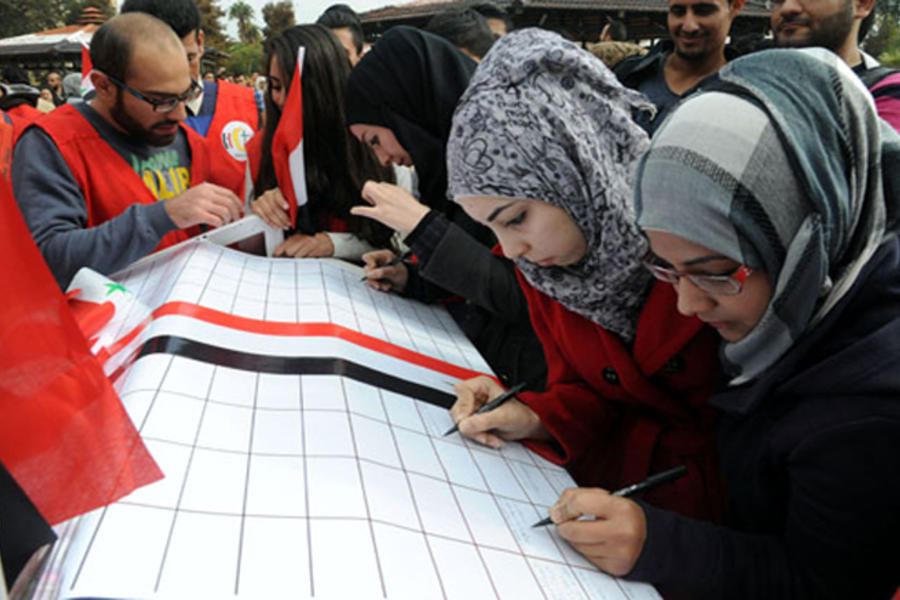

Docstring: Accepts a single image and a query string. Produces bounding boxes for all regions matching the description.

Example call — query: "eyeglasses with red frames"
[642,259,753,296]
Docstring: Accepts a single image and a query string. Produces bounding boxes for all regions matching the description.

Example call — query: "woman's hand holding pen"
[449,376,550,449]
[351,181,430,235]
[550,488,647,576]
[361,249,409,292]
[251,187,292,230]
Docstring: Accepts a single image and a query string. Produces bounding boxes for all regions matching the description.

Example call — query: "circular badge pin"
[220,120,254,161]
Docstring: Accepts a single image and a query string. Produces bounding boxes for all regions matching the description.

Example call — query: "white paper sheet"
[40,241,659,600]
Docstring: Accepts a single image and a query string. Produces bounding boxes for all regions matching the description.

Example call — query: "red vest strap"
[35,105,207,251]
[204,80,258,197]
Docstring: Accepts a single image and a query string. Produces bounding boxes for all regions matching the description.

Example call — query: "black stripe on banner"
[138,335,455,409]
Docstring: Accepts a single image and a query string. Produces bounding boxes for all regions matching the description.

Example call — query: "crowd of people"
[1,0,899,597]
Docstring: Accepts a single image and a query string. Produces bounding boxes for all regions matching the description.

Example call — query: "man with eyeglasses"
[11,13,243,290]
[121,0,262,197]
[613,0,745,135]
[771,0,900,131]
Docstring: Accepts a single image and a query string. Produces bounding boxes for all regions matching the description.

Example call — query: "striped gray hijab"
[447,28,653,341]
[636,48,900,385]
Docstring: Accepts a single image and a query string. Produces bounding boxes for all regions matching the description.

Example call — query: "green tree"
[62,0,114,25]
[228,0,260,45]
[863,14,900,60]
[862,0,900,63]
[225,40,263,75]
[196,0,230,51]
[261,0,295,39]
[0,0,68,38]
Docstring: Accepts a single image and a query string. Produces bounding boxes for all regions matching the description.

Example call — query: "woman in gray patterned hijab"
[447,27,653,341]
[447,28,728,528]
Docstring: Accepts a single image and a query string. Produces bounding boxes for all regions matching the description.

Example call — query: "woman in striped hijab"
[548,48,900,599]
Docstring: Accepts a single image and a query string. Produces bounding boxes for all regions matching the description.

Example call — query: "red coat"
[518,272,726,522]
[33,104,207,251]
[203,80,259,197]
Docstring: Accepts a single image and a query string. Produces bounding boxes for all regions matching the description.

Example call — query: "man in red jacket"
[11,13,243,289]
[122,0,261,197]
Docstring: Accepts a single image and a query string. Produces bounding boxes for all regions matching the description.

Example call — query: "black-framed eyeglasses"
[104,73,202,113]
[642,259,753,296]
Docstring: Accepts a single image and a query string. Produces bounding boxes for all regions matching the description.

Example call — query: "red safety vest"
[204,80,258,197]
[1,111,14,203]
[32,104,208,252]
[7,103,43,140]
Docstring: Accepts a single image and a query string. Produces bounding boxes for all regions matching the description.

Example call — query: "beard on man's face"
[775,0,854,52]
[111,90,179,147]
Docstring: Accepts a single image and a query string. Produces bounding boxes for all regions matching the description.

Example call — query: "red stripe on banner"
[142,301,493,382]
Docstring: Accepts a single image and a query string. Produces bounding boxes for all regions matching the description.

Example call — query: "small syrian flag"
[80,43,94,97]
[271,47,307,229]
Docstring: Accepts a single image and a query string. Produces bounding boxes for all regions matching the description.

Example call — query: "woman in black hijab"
[345,26,547,393]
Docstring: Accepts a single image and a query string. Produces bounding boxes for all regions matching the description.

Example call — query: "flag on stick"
[271,47,307,228]
[80,43,94,97]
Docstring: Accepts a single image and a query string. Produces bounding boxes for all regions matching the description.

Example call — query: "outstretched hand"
[351,181,430,235]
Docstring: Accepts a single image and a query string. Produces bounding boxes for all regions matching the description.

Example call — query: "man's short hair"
[120,0,201,39]
[90,13,181,80]
[606,18,628,41]
[316,4,364,53]
[425,8,496,58]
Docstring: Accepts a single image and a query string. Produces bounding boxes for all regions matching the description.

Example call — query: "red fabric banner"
[0,147,161,525]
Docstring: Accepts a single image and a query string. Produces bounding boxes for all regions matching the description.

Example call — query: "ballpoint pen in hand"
[531,465,688,528]
[443,380,529,437]
[360,250,412,281]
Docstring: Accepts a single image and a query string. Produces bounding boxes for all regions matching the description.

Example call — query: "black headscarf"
[346,26,476,217]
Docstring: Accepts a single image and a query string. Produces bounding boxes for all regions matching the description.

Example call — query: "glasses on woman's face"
[642,259,753,296]
[104,73,202,113]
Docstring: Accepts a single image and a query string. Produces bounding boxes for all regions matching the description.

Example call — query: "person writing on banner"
[346,26,547,391]
[514,48,899,599]
[244,24,395,260]
[121,0,262,199]
[11,13,243,289]
[444,29,725,525]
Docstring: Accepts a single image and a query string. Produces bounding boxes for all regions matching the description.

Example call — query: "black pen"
[443,380,528,437]
[531,465,688,528]
[360,251,412,282]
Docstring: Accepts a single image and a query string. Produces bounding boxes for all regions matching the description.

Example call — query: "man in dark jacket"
[613,0,744,134]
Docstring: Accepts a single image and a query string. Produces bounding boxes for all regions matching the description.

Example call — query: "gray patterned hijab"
[636,48,900,386]
[447,28,654,342]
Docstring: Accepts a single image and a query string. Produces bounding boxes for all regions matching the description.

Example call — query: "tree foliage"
[862,0,900,63]
[0,0,83,38]
[228,0,260,45]
[261,0,295,39]
[197,0,230,50]
[225,40,263,75]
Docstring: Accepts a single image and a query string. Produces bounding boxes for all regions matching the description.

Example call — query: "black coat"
[629,237,900,599]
